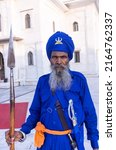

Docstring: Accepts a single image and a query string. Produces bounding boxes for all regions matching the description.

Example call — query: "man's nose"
[56,57,62,64]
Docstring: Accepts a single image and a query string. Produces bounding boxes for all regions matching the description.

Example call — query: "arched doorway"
[0,52,5,80]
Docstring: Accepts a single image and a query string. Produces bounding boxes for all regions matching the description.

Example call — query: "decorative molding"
[51,0,69,12]
[0,37,23,43]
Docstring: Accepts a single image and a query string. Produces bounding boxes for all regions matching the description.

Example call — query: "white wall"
[0,0,99,85]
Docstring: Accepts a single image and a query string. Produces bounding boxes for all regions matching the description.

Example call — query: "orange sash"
[34,122,71,148]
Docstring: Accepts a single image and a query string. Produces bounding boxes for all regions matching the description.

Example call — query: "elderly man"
[5,31,99,150]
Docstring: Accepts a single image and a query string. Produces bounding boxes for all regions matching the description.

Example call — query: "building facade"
[0,0,99,85]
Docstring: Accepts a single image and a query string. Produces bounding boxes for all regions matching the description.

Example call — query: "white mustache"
[52,64,67,69]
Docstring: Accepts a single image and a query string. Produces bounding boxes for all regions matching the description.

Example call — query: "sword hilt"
[68,99,77,126]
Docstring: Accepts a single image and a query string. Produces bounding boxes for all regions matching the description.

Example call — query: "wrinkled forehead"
[51,51,68,57]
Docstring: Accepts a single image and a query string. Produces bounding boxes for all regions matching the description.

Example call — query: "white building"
[0,0,99,85]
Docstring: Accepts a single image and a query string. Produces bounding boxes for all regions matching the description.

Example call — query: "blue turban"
[46,31,75,60]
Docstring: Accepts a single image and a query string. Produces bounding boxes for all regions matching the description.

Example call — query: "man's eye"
[51,56,57,59]
[61,56,68,59]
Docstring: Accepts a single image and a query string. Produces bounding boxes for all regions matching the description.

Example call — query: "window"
[28,51,33,65]
[25,14,31,28]
[0,52,5,80]
[74,51,80,63]
[0,52,3,69]
[0,14,1,31]
[53,21,55,32]
[73,21,79,32]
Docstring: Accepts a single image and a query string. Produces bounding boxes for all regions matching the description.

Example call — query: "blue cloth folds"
[72,125,85,150]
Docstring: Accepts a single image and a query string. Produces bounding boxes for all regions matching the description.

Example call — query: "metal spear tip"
[7,27,15,69]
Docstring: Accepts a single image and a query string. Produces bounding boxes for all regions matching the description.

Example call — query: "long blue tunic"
[20,71,99,150]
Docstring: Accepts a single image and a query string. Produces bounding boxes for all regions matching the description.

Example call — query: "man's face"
[50,51,69,74]
[49,51,71,91]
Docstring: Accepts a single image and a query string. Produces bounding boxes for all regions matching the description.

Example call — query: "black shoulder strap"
[55,100,69,130]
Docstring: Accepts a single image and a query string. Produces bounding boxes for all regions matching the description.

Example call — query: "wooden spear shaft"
[9,68,15,150]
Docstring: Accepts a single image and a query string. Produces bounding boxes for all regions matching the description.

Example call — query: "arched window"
[0,14,1,31]
[0,52,5,80]
[74,51,80,63]
[0,52,3,69]
[25,14,31,28]
[53,21,55,32]
[73,21,79,32]
[28,51,33,65]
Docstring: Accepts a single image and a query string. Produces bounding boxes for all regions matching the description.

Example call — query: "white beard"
[49,64,72,92]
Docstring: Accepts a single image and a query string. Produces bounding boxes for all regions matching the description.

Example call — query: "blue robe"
[20,71,99,150]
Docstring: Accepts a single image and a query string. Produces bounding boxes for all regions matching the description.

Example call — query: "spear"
[7,27,15,150]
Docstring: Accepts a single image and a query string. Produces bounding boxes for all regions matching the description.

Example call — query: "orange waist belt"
[34,122,71,148]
